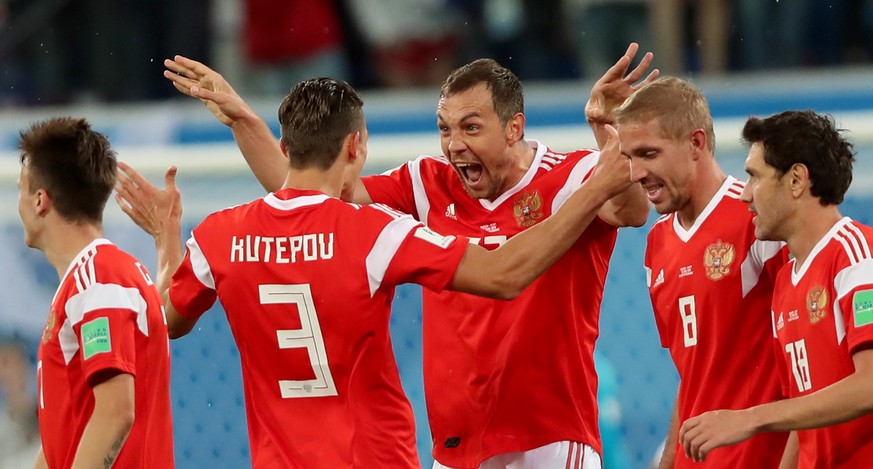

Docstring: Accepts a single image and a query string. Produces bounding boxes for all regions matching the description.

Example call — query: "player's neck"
[786,203,843,268]
[493,142,535,201]
[677,160,726,230]
[42,221,104,279]
[282,166,343,198]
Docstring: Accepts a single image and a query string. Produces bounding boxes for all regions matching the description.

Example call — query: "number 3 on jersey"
[260,284,338,398]
[679,295,698,347]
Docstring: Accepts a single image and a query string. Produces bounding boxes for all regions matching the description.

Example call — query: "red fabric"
[364,142,612,468]
[38,240,174,469]
[772,218,873,468]
[244,0,343,63]
[645,177,790,468]
[171,188,467,468]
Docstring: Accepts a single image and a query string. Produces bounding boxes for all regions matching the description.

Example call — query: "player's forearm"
[748,352,873,432]
[154,218,183,297]
[71,375,134,469]
[601,181,648,227]
[588,120,611,150]
[229,113,287,193]
[461,181,611,299]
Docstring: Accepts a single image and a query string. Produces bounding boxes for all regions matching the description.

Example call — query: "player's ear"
[788,163,810,198]
[279,139,290,161]
[35,188,53,217]
[345,131,361,163]
[506,113,525,144]
[689,129,707,159]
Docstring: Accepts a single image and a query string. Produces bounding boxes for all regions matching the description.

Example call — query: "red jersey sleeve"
[385,224,468,294]
[68,262,150,385]
[170,234,218,320]
[361,162,418,216]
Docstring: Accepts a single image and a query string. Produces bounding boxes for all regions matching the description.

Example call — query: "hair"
[742,110,855,205]
[278,78,364,171]
[19,117,116,224]
[615,76,715,152]
[440,58,524,125]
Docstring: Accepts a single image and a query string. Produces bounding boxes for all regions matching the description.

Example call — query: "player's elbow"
[487,271,527,300]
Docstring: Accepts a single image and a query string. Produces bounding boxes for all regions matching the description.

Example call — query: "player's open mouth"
[456,163,484,185]
[643,183,664,202]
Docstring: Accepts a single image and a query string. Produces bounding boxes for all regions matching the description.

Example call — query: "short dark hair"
[278,78,364,171]
[742,110,855,205]
[440,58,524,125]
[19,117,116,224]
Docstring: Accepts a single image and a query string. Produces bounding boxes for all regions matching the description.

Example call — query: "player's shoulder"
[831,218,873,264]
[79,242,147,286]
[540,146,598,170]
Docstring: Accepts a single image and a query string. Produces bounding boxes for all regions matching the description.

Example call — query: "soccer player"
[17,118,174,468]
[591,76,789,468]
[115,77,636,468]
[679,110,873,467]
[159,46,655,469]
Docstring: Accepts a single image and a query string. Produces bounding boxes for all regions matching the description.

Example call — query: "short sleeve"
[170,235,218,320]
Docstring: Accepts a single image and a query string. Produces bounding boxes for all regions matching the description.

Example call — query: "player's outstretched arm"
[164,55,287,193]
[679,348,873,462]
[451,125,632,299]
[585,43,659,150]
[70,373,134,469]
[115,163,197,338]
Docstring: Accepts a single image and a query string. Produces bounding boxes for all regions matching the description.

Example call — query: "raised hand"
[115,162,182,239]
[586,43,660,132]
[164,55,254,127]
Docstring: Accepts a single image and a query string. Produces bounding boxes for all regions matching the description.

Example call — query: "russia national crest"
[703,240,735,280]
[42,309,57,344]
[513,191,544,227]
[807,286,829,324]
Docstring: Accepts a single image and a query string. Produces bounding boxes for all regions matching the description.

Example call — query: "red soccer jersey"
[363,141,616,467]
[37,239,174,469]
[645,177,789,467]
[771,217,873,468]
[169,188,468,469]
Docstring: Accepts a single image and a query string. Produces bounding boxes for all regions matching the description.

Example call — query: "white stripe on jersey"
[61,283,149,363]
[408,157,432,223]
[365,215,421,297]
[740,239,785,297]
[552,150,599,213]
[837,222,872,264]
[73,247,98,292]
[186,234,216,290]
[725,180,745,199]
[771,310,778,338]
[829,221,871,345]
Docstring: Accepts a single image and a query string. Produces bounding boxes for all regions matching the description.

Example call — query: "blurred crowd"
[1,0,873,106]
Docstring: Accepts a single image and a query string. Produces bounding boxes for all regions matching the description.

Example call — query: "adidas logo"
[653,269,665,287]
[445,203,457,220]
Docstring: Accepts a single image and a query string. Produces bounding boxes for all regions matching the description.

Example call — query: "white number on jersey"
[679,295,698,347]
[259,284,338,398]
[786,339,812,392]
